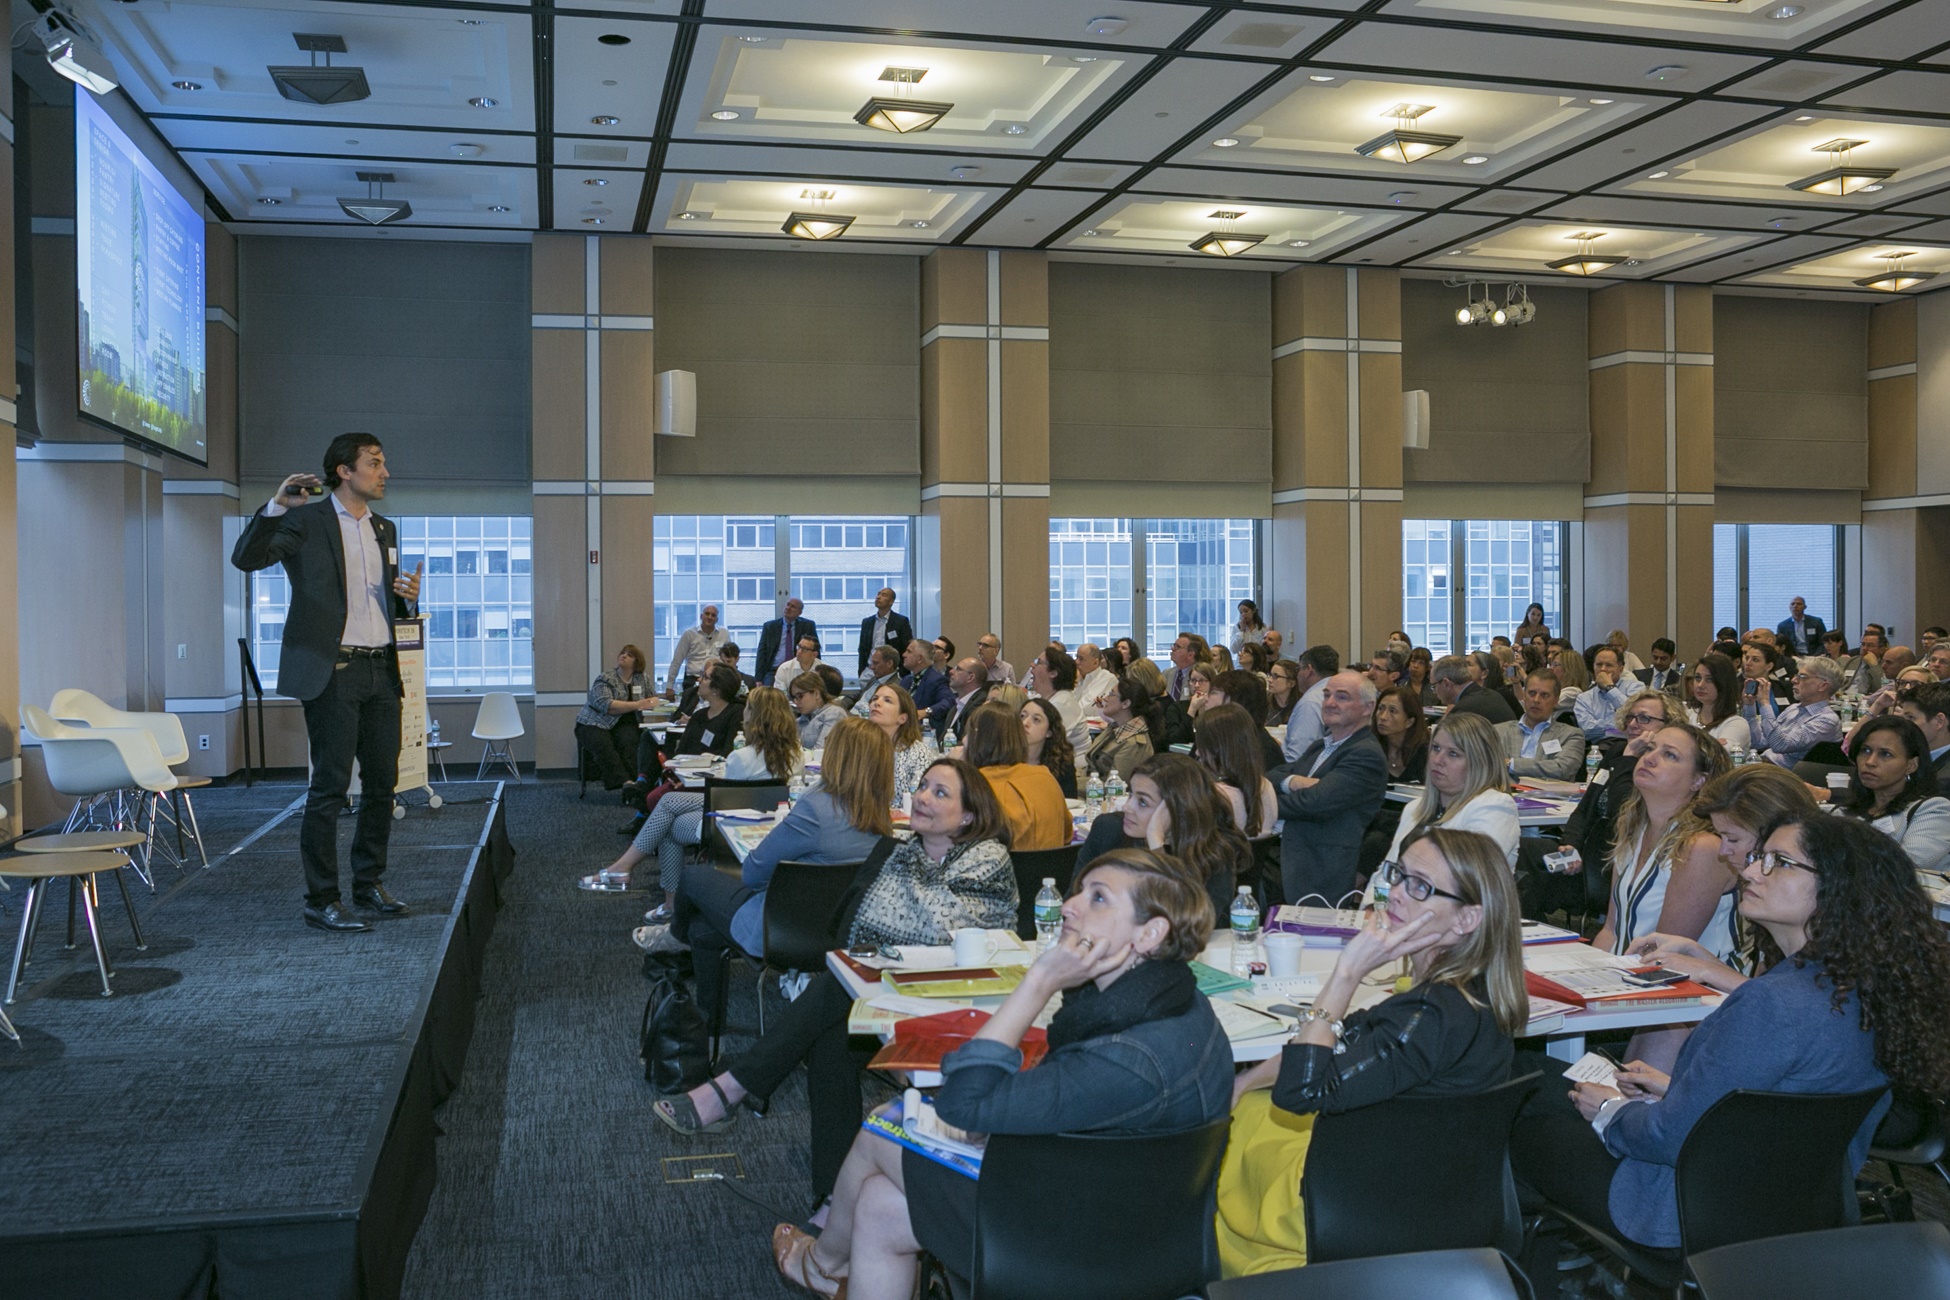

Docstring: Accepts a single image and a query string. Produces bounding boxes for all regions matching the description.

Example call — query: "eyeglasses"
[1624,711,1667,727]
[1380,860,1465,903]
[1748,849,1816,877]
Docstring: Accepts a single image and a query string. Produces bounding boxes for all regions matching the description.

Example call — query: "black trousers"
[576,721,636,790]
[300,653,402,908]
[672,861,754,1022]
[725,972,873,1198]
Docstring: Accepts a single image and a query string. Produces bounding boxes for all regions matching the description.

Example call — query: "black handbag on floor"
[639,956,709,1095]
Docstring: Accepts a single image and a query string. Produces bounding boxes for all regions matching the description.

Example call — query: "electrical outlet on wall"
[177,644,187,659]
[198,735,210,750]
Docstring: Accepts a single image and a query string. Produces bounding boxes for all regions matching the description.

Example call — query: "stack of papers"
[1564,1052,1619,1089]
[1520,921,1583,946]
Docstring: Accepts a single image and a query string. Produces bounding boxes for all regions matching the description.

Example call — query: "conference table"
[1385,780,1583,829]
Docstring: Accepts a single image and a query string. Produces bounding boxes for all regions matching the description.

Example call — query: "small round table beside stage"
[2,835,145,1006]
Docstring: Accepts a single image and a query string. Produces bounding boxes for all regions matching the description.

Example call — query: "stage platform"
[0,781,515,1300]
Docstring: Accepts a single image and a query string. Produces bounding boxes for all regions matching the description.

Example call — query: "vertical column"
[1582,283,1714,651]
[0,104,16,833]
[917,249,1049,665]
[1860,297,1950,638]
[1268,266,1403,659]
[530,234,655,768]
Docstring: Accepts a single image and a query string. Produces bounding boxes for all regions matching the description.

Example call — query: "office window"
[247,516,534,693]
[1402,519,1564,655]
[652,516,775,682]
[788,516,910,671]
[1712,523,1840,637]
[1048,518,1258,661]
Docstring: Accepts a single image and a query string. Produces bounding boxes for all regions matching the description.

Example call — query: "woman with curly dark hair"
[1019,696,1079,799]
[1513,812,1950,1260]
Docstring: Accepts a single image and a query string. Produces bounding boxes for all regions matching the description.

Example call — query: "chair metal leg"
[7,881,44,1003]
[0,1003,16,1044]
[18,880,47,974]
[66,877,79,950]
[111,865,145,950]
[177,790,209,868]
[80,874,113,997]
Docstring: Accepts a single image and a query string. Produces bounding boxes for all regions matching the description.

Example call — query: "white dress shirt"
[666,625,730,691]
[773,657,832,691]
[1076,667,1119,716]
[330,494,391,647]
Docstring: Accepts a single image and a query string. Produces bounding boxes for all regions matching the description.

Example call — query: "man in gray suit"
[1496,671,1588,781]
[1269,671,1389,903]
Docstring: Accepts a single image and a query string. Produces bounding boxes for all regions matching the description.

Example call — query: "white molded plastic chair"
[471,692,525,782]
[24,705,178,888]
[49,689,209,868]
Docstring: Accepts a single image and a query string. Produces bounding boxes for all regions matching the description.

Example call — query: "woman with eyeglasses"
[1216,827,1528,1275]
[1382,712,1520,873]
[1512,814,1950,1262]
[1826,715,1950,872]
[1266,659,1302,728]
[1687,651,1751,753]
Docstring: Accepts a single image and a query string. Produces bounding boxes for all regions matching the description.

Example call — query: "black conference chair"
[1870,1090,1950,1200]
[700,776,787,864]
[705,858,859,1064]
[1530,1086,1888,1297]
[1008,844,1080,940]
[943,1118,1231,1300]
[1207,1247,1529,1300]
[1302,1073,1539,1264]
[1688,1221,1950,1300]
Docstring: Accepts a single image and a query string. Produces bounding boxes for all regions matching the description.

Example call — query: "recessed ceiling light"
[489,205,510,213]
[1649,170,1670,178]
[172,80,202,90]
[951,165,982,178]
[1450,249,1463,255]
[910,220,929,229]
[1796,115,1814,121]
[1588,97,1614,105]
[256,197,281,205]
[1644,65,1688,81]
[711,109,739,120]
[1085,16,1130,36]
[1072,55,1099,63]
[1768,3,1802,15]
[1388,191,1416,203]
[345,139,358,145]
[1212,137,1240,147]
[597,33,630,45]
[591,115,620,125]
[737,35,767,43]
[1003,124,1027,135]
[1862,183,1885,192]
[457,18,484,24]
[1083,229,1101,236]
[451,142,484,157]
[584,178,608,185]
[1308,74,1336,82]
[1462,155,1488,165]
[603,80,617,87]
[676,211,698,220]
[469,97,497,108]
[1289,240,1311,248]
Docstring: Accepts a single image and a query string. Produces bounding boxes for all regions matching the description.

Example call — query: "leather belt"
[338,646,392,661]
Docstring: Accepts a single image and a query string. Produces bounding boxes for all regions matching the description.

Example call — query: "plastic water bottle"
[1033,878,1063,950]
[734,730,746,750]
[1230,886,1261,976]
[942,726,958,752]
[1584,747,1601,781]
[1106,772,1127,810]
[1084,771,1104,816]
[428,718,440,745]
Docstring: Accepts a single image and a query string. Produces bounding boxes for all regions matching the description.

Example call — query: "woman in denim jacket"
[772,847,1232,1299]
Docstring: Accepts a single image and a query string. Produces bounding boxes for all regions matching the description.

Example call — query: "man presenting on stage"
[232,433,422,933]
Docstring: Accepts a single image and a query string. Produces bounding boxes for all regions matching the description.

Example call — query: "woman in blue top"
[771,847,1233,1299]
[1512,812,1950,1257]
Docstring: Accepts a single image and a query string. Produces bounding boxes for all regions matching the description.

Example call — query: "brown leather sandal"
[772,1222,847,1298]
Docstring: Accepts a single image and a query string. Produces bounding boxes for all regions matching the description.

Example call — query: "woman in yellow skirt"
[1214,827,1530,1275]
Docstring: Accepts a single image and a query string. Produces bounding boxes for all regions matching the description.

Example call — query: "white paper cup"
[1263,932,1303,978]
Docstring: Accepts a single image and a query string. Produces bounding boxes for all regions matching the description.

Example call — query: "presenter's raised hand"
[276,473,321,507]
[394,560,424,603]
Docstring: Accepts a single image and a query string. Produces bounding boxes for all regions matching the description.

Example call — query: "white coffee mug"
[1263,932,1303,979]
[951,928,999,966]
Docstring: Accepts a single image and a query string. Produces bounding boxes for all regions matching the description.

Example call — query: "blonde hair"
[1554,649,1589,692]
[986,683,1029,712]
[739,687,802,782]
[1402,827,1529,1037]
[817,718,896,838]
[1405,711,1508,832]
[1125,658,1167,699]
[1610,721,1731,883]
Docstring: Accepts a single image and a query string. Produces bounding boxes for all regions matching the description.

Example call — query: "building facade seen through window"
[1049,518,1257,662]
[1401,519,1564,657]
[1712,523,1841,638]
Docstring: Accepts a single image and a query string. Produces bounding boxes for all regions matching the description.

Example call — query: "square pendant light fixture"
[856,65,952,134]
[1854,251,1936,292]
[1354,103,1459,165]
[338,172,411,225]
[1788,139,1895,196]
[781,189,854,240]
[1189,210,1265,256]
[1546,231,1624,276]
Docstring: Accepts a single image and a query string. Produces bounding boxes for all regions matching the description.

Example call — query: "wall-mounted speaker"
[1402,389,1430,450]
[655,370,696,437]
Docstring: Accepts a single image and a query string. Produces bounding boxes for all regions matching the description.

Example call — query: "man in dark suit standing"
[1433,655,1517,724]
[857,587,914,676]
[231,434,421,933]
[1269,671,1389,902]
[1776,596,1827,657]
[934,657,990,744]
[754,597,816,682]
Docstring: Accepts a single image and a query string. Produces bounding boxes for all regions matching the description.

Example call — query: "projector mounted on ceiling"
[338,172,412,225]
[35,10,118,95]
[270,33,370,105]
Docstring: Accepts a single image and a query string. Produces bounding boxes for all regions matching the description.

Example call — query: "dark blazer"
[934,684,991,744]
[902,665,951,716]
[231,500,411,702]
[1776,614,1828,657]
[1933,749,1950,800]
[857,611,914,673]
[1449,682,1517,725]
[1270,727,1389,903]
[1633,663,1687,692]
[755,615,818,678]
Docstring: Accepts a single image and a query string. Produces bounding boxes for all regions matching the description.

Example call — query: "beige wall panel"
[1302,351,1349,488]
[1356,269,1400,341]
[1270,352,1306,491]
[1001,497,1050,661]
[600,329,656,480]
[1675,505,1715,653]
[1918,509,1950,634]
[1867,374,1918,500]
[1673,286,1713,356]
[1303,500,1352,655]
[532,496,589,693]
[164,496,243,699]
[1272,265,1345,342]
[1357,352,1404,489]
[0,147,13,385]
[999,252,1048,328]
[1920,291,1950,495]
[1869,298,1917,370]
[1585,366,1634,495]
[1581,507,1631,641]
[923,249,986,329]
[1675,365,1714,494]
[203,325,240,483]
[534,704,579,770]
[929,498,990,657]
[599,495,656,659]
[1360,499,1403,653]
[1861,509,1918,646]
[599,236,654,315]
[1588,283,1665,356]
[532,233,585,315]
[1000,341,1049,484]
[230,698,541,772]
[531,329,586,480]
[206,223,238,316]
[19,463,131,715]
[1626,504,1668,642]
[923,339,989,483]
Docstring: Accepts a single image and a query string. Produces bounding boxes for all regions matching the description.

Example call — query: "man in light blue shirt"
[1281,645,1340,762]
[1573,646,1637,740]
[1746,655,1843,767]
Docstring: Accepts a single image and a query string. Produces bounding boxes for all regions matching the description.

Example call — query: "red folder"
[1524,968,1714,1011]
[867,1008,1048,1072]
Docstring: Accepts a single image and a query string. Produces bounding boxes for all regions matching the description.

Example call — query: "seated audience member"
[1357,685,1433,880]
[1498,670,1588,781]
[1264,628,1287,660]
[1744,654,1844,767]
[898,636,950,717]
[1127,656,1194,748]
[1933,642,1950,683]
[1384,711,1520,872]
[779,848,1230,1299]
[1086,675,1160,784]
[1608,628,1646,674]
[676,643,754,716]
[1112,635,1142,668]
[1183,659,1219,722]
[1211,645,1238,674]
[962,702,1071,850]
[1827,716,1950,872]
[1165,631,1211,700]
[1030,646,1089,751]
[1207,669,1283,772]
[1528,693,1687,912]
[1826,630,1883,695]
[643,718,891,1019]
[574,644,659,790]
[1631,638,1683,693]
[1687,651,1751,752]
[1074,642,1119,715]
[1217,827,1528,1276]
[1271,671,1389,902]
[984,682,1029,714]
[772,633,831,692]
[865,682,938,804]
[1077,753,1251,917]
[1881,643,1918,678]
[1895,682,1950,796]
[974,632,1014,685]
[580,684,800,904]
[851,645,902,716]
[790,672,849,751]
[1366,646,1408,693]
[931,635,955,674]
[1432,654,1517,725]
[1018,639,1064,692]
[1469,649,1522,717]
[1281,646,1341,761]
[1574,646,1638,740]
[1196,704,1279,838]
[1551,643,1589,710]
[1238,641,1272,678]
[1737,637,1786,705]
[1020,696,1080,799]
[1266,659,1302,727]
[655,758,1016,1204]
[632,661,746,798]
[934,657,990,744]
[1512,814,1950,1259]
[1927,626,1949,653]
[1677,764,1820,957]
[1406,646,1439,708]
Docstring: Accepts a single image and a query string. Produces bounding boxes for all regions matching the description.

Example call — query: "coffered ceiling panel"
[1314,23,1767,91]
[1514,101,1780,194]
[704,0,1210,49]
[1385,0,1890,42]
[1054,196,1399,261]
[1740,239,1950,290]
[1661,232,1862,282]
[652,176,984,242]
[1137,166,1478,211]
[1621,114,1950,205]
[1428,220,1764,279]
[1061,57,1274,162]
[659,142,1037,187]
[1809,0,1950,61]
[1823,69,1950,116]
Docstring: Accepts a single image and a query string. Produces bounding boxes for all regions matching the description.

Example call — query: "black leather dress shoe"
[352,885,408,915]
[304,901,370,932]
